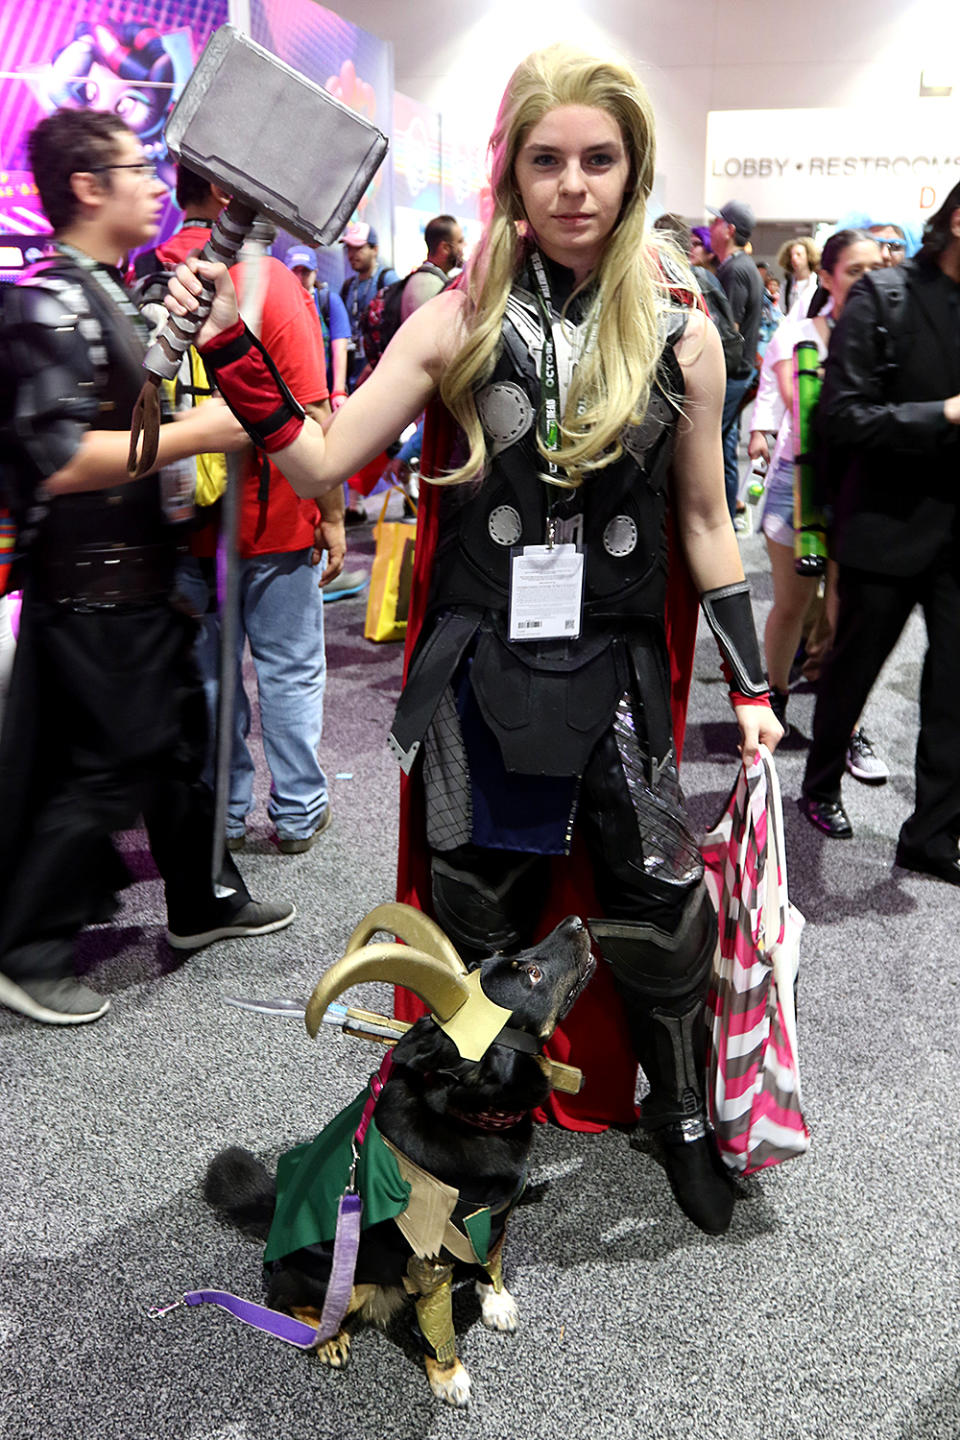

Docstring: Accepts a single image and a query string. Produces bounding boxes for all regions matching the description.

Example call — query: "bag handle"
[744,745,788,953]
[375,484,418,533]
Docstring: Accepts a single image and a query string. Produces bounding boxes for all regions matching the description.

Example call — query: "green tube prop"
[792,338,828,577]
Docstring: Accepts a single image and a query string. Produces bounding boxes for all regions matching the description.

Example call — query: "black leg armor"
[590,884,735,1234]
[430,845,548,963]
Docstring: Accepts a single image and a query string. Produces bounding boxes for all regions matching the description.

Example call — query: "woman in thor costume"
[166,45,781,1235]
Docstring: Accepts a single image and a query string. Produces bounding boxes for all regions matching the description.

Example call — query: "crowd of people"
[1,43,959,1247]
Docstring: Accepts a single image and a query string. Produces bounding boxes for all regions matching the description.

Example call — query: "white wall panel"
[323,0,960,219]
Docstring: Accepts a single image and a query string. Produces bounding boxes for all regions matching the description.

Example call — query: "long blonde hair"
[437,44,691,488]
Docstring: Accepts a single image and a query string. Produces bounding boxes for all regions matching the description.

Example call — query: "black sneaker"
[0,974,110,1025]
[166,900,296,951]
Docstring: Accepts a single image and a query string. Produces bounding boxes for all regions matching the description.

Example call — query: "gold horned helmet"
[304,904,514,1064]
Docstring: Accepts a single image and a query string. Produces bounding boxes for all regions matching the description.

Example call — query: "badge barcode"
[564,619,575,630]
[518,619,542,630]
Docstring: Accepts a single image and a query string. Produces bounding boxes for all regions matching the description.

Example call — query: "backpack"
[811,265,911,506]
[696,269,746,377]
[864,265,910,382]
[360,262,449,369]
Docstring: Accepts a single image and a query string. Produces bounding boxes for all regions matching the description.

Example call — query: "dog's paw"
[314,1330,351,1369]
[424,1355,471,1407]
[475,1281,518,1332]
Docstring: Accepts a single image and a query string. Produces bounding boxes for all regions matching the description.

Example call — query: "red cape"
[394,400,701,1131]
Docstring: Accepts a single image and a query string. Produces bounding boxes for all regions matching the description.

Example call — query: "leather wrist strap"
[200,319,305,452]
[701,582,768,698]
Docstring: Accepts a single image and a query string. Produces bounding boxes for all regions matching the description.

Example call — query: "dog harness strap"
[355,1050,394,1148]
[182,1290,320,1348]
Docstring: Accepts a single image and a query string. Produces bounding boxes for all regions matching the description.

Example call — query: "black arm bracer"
[700,581,768,697]
[0,281,102,508]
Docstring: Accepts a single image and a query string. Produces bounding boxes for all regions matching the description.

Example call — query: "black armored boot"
[629,996,734,1234]
[591,885,735,1235]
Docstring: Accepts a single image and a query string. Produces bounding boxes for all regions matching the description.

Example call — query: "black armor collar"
[521,248,597,322]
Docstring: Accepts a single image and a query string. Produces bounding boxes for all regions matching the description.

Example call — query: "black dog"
[205,914,593,1406]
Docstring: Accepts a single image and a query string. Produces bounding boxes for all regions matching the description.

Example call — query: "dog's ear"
[392,1015,464,1074]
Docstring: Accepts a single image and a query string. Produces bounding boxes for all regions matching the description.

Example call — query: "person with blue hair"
[834,211,922,265]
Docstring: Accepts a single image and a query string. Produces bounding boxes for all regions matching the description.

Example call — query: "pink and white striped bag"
[702,745,810,1176]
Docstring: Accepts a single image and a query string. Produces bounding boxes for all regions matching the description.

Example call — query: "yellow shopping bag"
[364,489,416,643]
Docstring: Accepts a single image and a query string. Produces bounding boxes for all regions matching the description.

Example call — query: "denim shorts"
[760,458,795,548]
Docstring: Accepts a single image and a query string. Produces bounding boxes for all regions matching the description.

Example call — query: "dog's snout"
[559,915,584,934]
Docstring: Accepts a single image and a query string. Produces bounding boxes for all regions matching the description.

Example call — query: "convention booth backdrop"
[0,0,488,282]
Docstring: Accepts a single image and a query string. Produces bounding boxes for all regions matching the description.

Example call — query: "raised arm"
[165,257,461,499]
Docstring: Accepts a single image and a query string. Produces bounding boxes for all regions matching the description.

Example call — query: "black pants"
[431,721,704,949]
[0,600,249,981]
[803,556,960,860]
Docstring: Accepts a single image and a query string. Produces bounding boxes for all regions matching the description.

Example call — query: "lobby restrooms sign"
[705,105,960,221]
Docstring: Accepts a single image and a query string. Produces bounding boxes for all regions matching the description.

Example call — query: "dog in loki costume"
[204,904,594,1407]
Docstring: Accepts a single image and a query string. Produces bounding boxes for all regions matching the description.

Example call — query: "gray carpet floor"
[2,504,957,1440]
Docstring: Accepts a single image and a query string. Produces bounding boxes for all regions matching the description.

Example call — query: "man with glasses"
[0,109,294,1026]
[868,224,908,266]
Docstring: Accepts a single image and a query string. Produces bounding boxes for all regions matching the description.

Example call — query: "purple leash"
[151,1053,394,1348]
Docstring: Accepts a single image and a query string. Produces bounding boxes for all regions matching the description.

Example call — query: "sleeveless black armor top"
[390,261,689,780]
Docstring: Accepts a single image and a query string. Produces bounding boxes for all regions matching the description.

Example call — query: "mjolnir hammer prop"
[126,26,387,888]
[127,24,388,477]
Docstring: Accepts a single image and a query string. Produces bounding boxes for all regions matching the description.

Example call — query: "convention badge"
[509,542,584,641]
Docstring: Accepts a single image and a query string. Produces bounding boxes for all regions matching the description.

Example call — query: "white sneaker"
[846,729,889,784]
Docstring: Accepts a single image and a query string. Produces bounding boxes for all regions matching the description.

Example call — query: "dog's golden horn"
[304,942,513,1062]
[343,903,466,975]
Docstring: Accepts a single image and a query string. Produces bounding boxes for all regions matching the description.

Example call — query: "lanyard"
[349,269,379,324]
[527,251,600,545]
[527,251,600,470]
[528,250,564,475]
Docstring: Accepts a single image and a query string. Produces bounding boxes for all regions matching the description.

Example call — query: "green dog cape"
[264,1079,499,1267]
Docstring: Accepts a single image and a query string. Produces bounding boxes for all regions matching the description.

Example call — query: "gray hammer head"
[165,24,388,246]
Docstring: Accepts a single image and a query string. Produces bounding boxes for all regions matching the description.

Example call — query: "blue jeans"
[176,548,328,841]
[721,372,755,520]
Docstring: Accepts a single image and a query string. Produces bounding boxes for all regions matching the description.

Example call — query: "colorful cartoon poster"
[0,0,227,251]
[392,90,442,275]
[248,0,394,290]
[441,119,490,228]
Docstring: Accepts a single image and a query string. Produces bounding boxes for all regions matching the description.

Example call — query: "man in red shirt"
[153,169,344,853]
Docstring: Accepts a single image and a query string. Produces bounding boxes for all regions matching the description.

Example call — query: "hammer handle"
[142,196,258,381]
